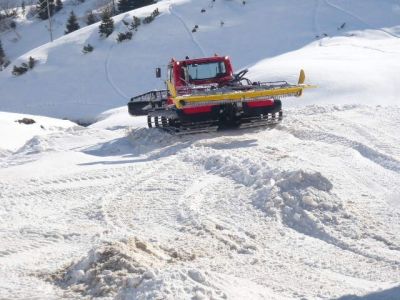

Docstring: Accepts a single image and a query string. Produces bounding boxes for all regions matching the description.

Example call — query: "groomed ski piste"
[1,0,400,299]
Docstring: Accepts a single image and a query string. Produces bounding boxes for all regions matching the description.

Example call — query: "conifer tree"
[82,44,94,54]
[98,9,114,37]
[36,0,55,20]
[132,0,155,9]
[28,56,36,69]
[0,40,6,66]
[130,16,140,30]
[86,11,96,25]
[65,11,80,34]
[21,1,26,15]
[117,0,135,13]
[55,0,63,12]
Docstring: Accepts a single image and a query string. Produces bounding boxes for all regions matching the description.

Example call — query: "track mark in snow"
[101,159,189,238]
[1,168,129,199]
[176,175,258,255]
[285,128,400,174]
[169,4,206,56]
[102,154,258,258]
[0,228,65,258]
[105,43,130,101]
[0,165,140,259]
[313,0,323,44]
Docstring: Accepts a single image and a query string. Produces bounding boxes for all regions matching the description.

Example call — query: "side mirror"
[155,67,161,78]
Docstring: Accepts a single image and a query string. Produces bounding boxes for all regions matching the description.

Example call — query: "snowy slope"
[0,0,110,62]
[0,0,400,121]
[0,111,76,152]
[1,105,400,299]
[1,0,400,299]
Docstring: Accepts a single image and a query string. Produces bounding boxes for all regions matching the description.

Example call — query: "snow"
[1,0,400,299]
[0,111,76,152]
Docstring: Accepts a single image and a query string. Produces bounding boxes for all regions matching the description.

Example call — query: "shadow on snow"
[334,285,400,300]
[79,127,261,166]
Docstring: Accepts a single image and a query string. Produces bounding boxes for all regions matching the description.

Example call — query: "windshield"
[187,61,227,80]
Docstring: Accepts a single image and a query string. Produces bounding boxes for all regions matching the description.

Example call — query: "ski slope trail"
[105,42,131,101]
[169,4,206,57]
[1,105,399,299]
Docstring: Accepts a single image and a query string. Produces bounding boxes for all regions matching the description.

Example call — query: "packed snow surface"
[1,0,400,299]
[1,105,400,299]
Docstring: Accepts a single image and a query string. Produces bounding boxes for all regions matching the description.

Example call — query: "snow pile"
[180,146,344,240]
[15,135,58,155]
[272,170,347,243]
[119,268,224,300]
[50,237,241,300]
[126,127,192,159]
[51,237,166,298]
[179,137,400,262]
[0,148,11,157]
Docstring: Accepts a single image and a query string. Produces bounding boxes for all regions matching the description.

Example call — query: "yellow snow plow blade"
[171,70,315,109]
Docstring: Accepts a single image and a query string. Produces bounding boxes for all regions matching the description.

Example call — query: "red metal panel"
[182,106,213,114]
[246,99,275,108]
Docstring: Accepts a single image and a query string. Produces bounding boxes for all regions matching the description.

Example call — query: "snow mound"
[15,135,57,155]
[0,149,11,157]
[51,238,166,298]
[272,170,343,243]
[180,145,271,187]
[119,268,227,300]
[49,238,237,299]
[83,136,137,157]
[127,128,174,147]
[180,147,356,245]
[181,141,400,263]
[83,127,183,158]
[126,128,194,159]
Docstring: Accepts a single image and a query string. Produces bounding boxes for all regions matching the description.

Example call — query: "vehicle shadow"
[334,285,400,300]
[79,127,262,166]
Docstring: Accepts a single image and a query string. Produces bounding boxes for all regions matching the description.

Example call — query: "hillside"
[0,0,110,61]
[0,0,400,299]
[0,0,399,121]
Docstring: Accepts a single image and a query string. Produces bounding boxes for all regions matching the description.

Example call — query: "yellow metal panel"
[166,80,177,98]
[173,86,310,108]
[298,69,305,85]
[169,70,315,109]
